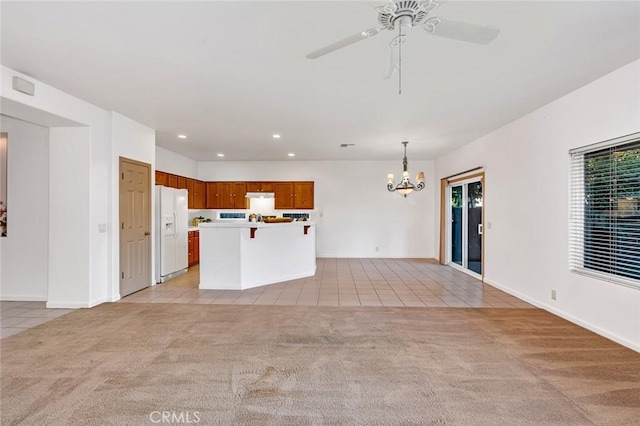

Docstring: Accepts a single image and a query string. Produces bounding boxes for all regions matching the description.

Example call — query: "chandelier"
[387,141,425,197]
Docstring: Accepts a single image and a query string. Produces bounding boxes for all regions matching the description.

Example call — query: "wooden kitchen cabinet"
[206,182,247,209]
[274,182,314,209]
[274,182,294,209]
[294,182,314,209]
[177,176,187,190]
[187,179,195,209]
[155,170,168,186]
[167,174,178,188]
[188,231,194,266]
[192,180,205,208]
[194,232,200,264]
[188,230,200,266]
[232,182,248,209]
[247,182,275,193]
[206,182,220,209]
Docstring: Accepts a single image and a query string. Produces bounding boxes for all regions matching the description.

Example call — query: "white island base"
[198,221,316,290]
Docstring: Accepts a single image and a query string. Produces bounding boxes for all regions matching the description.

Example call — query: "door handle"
[144,231,150,236]
[173,211,178,238]
[478,224,483,235]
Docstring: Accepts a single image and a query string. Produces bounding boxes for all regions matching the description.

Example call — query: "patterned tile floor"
[122,258,536,308]
[0,302,73,339]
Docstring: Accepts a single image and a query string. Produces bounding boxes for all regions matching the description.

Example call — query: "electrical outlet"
[551,289,557,300]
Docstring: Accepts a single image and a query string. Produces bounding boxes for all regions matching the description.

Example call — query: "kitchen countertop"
[198,221,314,229]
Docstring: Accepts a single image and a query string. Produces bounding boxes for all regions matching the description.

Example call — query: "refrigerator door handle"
[173,211,178,238]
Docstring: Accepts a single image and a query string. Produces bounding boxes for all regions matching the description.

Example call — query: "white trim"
[483,277,640,353]
[46,301,86,309]
[570,268,640,291]
[449,262,482,280]
[89,297,109,307]
[569,131,640,155]
[110,293,121,302]
[316,255,433,259]
[0,295,47,302]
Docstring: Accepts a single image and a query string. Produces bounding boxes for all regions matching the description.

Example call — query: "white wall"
[156,146,197,178]
[1,66,155,308]
[111,113,156,299]
[49,127,92,306]
[0,116,49,301]
[435,59,640,351]
[198,160,435,258]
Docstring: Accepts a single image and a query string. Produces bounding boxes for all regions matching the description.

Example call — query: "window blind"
[569,132,640,288]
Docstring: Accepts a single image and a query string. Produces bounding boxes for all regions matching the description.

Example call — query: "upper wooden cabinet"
[156,171,312,210]
[274,182,294,209]
[186,179,206,209]
[274,182,314,210]
[167,174,178,188]
[233,182,248,209]
[206,182,220,209]
[192,180,205,209]
[177,176,187,190]
[206,182,248,209]
[247,182,275,193]
[155,170,168,186]
[294,182,314,209]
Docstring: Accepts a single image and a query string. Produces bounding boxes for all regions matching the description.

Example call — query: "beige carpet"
[1,304,639,425]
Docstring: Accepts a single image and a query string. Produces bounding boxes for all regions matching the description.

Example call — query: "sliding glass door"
[449,179,483,276]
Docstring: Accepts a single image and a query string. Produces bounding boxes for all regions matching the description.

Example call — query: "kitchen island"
[198,221,316,290]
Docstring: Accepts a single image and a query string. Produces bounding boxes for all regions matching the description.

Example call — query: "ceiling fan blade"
[423,18,500,44]
[306,28,384,59]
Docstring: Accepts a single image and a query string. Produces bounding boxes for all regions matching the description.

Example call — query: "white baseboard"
[89,297,109,307]
[316,255,434,259]
[483,277,640,353]
[0,295,47,302]
[46,301,87,309]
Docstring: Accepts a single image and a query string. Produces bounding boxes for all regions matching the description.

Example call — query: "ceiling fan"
[306,0,500,92]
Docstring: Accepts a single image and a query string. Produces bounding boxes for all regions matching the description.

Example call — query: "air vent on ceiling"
[340,143,356,148]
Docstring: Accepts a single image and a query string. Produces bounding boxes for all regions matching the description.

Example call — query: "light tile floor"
[0,302,73,339]
[1,260,535,339]
[121,258,536,309]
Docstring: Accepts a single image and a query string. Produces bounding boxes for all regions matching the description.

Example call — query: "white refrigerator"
[155,186,189,283]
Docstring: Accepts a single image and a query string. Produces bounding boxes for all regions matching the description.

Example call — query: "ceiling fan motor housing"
[378,0,433,30]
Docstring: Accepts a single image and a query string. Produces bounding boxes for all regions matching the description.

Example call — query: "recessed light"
[287,153,295,157]
[177,134,187,139]
[272,134,281,139]
[217,153,225,157]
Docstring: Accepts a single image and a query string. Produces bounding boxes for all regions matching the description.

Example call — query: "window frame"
[569,132,640,290]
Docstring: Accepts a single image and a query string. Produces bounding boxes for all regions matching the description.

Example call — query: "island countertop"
[198,221,315,229]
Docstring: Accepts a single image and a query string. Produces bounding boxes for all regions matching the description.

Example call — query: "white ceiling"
[1,1,639,161]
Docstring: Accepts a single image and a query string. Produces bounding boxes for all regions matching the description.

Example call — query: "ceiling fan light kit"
[307,0,500,93]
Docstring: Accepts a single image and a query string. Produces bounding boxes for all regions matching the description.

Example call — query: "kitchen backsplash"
[188,209,313,226]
